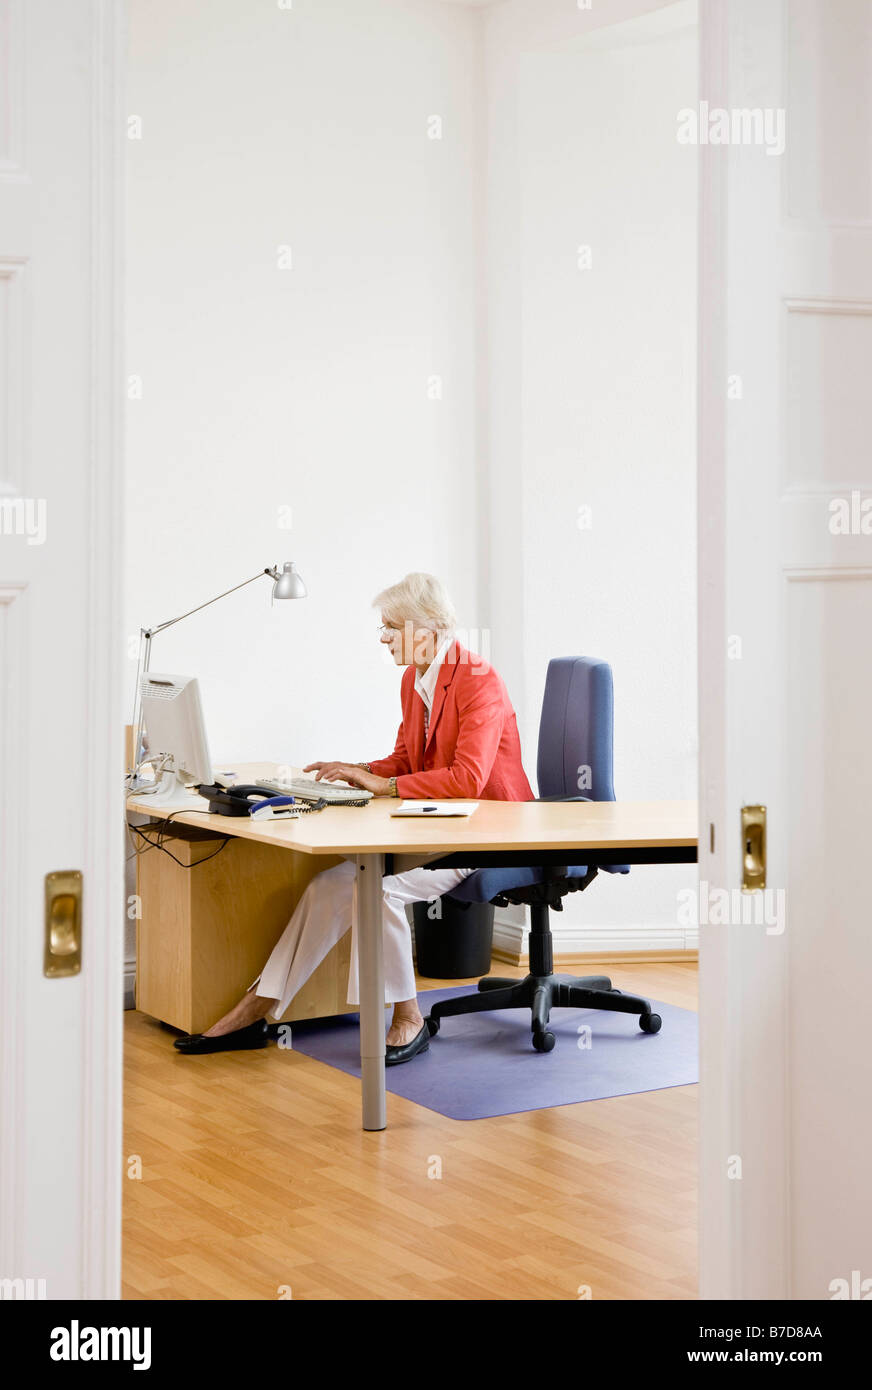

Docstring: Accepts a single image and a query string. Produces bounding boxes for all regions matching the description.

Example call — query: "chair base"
[425,973,661,1053]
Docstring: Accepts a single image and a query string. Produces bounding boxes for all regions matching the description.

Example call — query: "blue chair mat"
[287,985,698,1121]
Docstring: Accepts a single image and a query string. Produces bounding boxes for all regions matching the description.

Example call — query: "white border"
[80,0,125,1301]
[0,581,27,1278]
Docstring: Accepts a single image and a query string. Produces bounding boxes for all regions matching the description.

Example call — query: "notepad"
[389,801,478,817]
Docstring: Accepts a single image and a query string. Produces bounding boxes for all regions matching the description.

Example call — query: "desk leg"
[355,853,386,1131]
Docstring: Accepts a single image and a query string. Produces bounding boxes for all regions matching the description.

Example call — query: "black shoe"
[385,1021,430,1067]
[173,1019,269,1054]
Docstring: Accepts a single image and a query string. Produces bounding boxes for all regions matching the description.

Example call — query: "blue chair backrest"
[537,657,616,803]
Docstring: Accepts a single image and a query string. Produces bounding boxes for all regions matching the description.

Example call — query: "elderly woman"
[175,572,533,1065]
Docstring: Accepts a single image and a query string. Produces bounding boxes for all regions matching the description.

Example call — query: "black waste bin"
[412,896,495,979]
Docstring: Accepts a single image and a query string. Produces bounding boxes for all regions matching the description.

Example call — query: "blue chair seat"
[448,862,628,905]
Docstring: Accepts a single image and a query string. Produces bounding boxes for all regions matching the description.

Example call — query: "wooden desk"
[128,763,697,1131]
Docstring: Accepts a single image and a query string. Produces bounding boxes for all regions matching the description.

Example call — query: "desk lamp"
[127,562,306,791]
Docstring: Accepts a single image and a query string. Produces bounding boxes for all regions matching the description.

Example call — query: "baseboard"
[492,915,526,965]
[543,948,697,965]
[492,911,699,967]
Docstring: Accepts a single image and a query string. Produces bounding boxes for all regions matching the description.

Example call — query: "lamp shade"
[272,561,307,600]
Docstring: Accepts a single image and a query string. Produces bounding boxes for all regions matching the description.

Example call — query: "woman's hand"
[303,762,393,795]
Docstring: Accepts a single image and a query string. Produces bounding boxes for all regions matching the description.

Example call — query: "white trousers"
[252,859,475,1014]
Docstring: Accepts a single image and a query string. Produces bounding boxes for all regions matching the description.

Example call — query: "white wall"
[125,0,483,767]
[124,0,483,987]
[126,0,698,963]
[484,0,699,947]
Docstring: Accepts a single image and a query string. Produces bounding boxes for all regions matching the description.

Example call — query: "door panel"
[700,0,872,1299]
[0,0,123,1299]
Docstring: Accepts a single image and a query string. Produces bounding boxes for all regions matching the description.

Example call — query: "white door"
[699,0,872,1299]
[0,0,123,1299]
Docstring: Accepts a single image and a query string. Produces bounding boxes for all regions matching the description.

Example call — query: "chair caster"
[639,1012,662,1034]
[532,1030,556,1053]
[425,1016,439,1037]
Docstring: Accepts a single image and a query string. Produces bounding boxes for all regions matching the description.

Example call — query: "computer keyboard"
[255,777,373,806]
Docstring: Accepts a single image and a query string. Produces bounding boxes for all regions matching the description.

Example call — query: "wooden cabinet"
[134,827,356,1035]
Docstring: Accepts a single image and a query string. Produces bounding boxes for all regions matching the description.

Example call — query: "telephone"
[195,783,315,817]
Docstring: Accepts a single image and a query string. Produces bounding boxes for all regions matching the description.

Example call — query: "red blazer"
[368,641,534,801]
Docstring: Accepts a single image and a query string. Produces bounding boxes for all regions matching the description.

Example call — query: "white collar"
[414,633,455,713]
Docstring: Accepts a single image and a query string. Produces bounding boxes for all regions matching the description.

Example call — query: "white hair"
[373,572,457,637]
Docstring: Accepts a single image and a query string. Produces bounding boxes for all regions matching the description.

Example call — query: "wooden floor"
[123,961,698,1301]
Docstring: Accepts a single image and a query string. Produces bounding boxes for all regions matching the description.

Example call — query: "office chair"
[424,657,662,1053]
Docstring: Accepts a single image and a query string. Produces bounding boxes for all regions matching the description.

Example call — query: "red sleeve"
[368,721,412,778]
[395,679,504,799]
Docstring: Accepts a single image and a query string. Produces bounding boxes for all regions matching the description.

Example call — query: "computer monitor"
[139,673,213,793]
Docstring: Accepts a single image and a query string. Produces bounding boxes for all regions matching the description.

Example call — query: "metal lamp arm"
[143,568,278,638]
[127,568,280,783]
